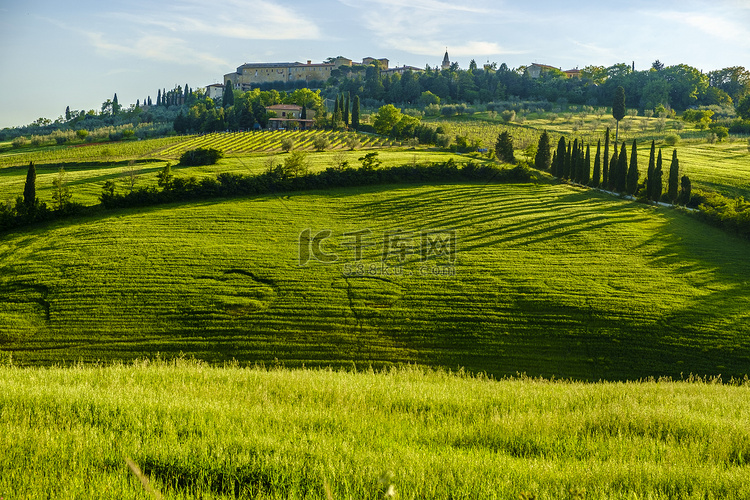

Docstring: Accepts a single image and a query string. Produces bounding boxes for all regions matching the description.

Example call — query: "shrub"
[281,137,294,152]
[312,135,330,152]
[664,134,680,146]
[11,136,28,148]
[179,147,223,166]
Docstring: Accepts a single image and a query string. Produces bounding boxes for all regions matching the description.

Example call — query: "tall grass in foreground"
[1,360,749,499]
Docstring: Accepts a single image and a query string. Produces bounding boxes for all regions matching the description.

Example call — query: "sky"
[1,0,749,129]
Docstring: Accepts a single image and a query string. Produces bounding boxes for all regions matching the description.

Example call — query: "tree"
[351,95,361,129]
[646,141,656,201]
[626,139,639,195]
[602,128,610,188]
[616,142,628,192]
[495,131,515,164]
[157,163,174,190]
[358,152,382,170]
[343,92,350,126]
[667,149,680,202]
[591,140,601,187]
[282,151,308,178]
[65,106,71,121]
[313,135,330,151]
[607,143,618,191]
[112,93,120,114]
[613,86,626,142]
[678,175,692,205]
[534,131,551,170]
[373,104,402,135]
[552,136,566,176]
[653,149,664,202]
[23,161,36,209]
[583,144,591,185]
[51,167,72,211]
[222,84,234,108]
[737,95,750,120]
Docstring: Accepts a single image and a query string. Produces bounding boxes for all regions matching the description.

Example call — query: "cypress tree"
[351,95,361,129]
[616,142,628,192]
[571,139,579,182]
[626,139,639,195]
[551,151,558,176]
[679,175,692,205]
[646,140,656,201]
[553,137,566,177]
[668,149,680,202]
[157,89,161,107]
[564,141,572,179]
[113,93,119,114]
[301,105,307,120]
[65,106,71,121]
[592,140,601,187]
[583,144,591,185]
[222,84,234,108]
[608,143,618,191]
[344,93,350,126]
[23,161,36,209]
[534,130,552,170]
[602,128,610,188]
[653,149,664,202]
[613,86,626,143]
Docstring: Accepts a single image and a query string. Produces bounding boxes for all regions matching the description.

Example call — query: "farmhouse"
[265,104,315,130]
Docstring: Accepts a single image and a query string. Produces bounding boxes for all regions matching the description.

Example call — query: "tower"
[441,49,450,70]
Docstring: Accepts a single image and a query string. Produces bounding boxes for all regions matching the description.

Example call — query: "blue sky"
[1,0,749,128]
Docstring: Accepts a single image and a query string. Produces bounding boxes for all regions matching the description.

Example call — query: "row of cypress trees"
[536,128,690,204]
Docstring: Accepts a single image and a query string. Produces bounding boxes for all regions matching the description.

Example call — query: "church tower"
[441,49,451,70]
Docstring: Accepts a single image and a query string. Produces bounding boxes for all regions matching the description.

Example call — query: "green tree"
[653,149,664,202]
[607,143,618,191]
[583,144,591,185]
[157,163,174,191]
[222,84,235,108]
[282,151,308,178]
[613,86,626,142]
[591,140,601,187]
[373,104,402,135]
[23,161,36,209]
[571,139,579,182]
[602,128,610,187]
[679,175,692,205]
[737,94,750,120]
[112,93,120,114]
[495,131,515,164]
[646,141,656,201]
[668,149,680,202]
[65,106,71,121]
[344,92,350,126]
[313,135,330,151]
[51,167,72,211]
[358,152,381,170]
[351,95,361,130]
[552,136,566,176]
[615,142,628,192]
[534,131,552,170]
[626,140,639,195]
[281,137,294,153]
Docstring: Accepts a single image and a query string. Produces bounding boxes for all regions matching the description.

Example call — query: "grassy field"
[2,181,749,379]
[1,361,749,499]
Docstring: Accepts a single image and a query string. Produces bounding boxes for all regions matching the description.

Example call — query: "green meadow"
[1,361,749,499]
[2,182,749,379]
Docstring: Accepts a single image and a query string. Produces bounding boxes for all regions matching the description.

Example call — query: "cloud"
[649,9,750,46]
[87,32,229,68]
[107,0,321,41]
[337,0,517,59]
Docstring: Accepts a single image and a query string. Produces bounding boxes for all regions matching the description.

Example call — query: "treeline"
[532,129,750,237]
[331,62,750,115]
[99,154,533,209]
[537,127,692,204]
